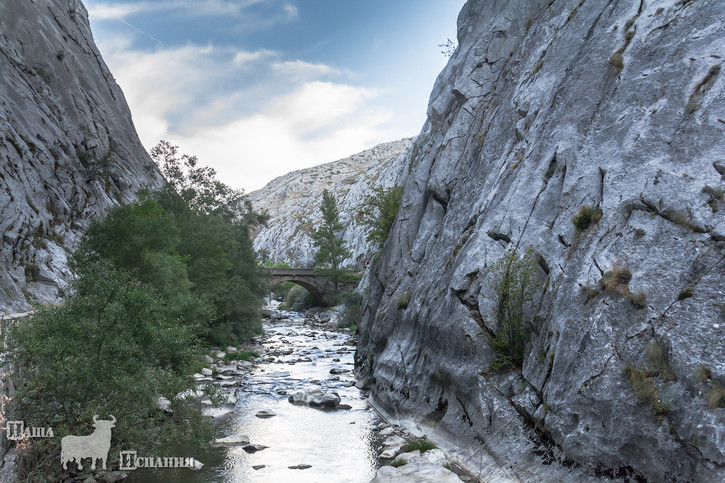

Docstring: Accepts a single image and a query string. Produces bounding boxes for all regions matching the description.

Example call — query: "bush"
[487,248,539,370]
[9,260,212,480]
[572,205,602,232]
[610,51,624,69]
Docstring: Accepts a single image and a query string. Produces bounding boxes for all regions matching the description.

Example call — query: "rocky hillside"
[0,0,162,313]
[356,0,725,481]
[250,139,412,268]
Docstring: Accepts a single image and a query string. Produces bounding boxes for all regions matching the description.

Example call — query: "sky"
[84,0,466,192]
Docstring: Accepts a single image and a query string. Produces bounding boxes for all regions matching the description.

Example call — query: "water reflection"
[130,308,380,482]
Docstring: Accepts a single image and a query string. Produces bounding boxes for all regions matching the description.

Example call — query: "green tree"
[313,189,350,291]
[357,186,403,251]
[150,141,268,344]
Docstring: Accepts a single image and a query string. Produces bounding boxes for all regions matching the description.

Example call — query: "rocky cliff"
[250,139,412,268]
[0,0,162,312]
[356,0,725,481]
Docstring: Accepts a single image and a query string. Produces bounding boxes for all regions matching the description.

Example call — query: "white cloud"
[87,0,297,20]
[97,36,397,191]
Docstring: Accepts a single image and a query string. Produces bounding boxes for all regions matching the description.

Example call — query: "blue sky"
[84,0,466,191]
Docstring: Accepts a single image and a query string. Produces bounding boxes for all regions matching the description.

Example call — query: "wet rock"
[252,465,266,470]
[242,444,268,453]
[329,368,350,374]
[261,371,290,378]
[288,464,312,470]
[256,409,276,418]
[332,358,341,362]
[212,434,250,446]
[310,393,341,408]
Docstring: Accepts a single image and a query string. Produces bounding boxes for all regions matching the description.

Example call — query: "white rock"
[212,434,250,446]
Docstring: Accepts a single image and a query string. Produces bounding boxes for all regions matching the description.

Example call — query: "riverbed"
[131,302,382,482]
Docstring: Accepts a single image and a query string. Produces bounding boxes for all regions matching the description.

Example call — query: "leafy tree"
[149,141,268,344]
[313,189,350,291]
[357,186,403,251]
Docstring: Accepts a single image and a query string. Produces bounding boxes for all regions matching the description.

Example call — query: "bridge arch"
[264,268,329,304]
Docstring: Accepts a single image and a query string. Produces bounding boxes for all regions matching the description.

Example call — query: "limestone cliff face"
[0,0,163,312]
[356,0,725,481]
[250,139,412,268]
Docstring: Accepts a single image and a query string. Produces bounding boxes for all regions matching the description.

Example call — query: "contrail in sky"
[117,18,162,44]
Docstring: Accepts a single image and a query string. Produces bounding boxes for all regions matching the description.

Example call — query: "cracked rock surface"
[356,0,725,481]
[0,0,162,312]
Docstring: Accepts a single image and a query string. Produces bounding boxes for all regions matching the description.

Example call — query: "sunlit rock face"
[0,0,162,312]
[356,0,725,481]
[249,138,413,268]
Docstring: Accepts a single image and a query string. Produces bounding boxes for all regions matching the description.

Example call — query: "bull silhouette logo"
[60,415,116,470]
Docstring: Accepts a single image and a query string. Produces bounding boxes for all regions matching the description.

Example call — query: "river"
[130,301,382,482]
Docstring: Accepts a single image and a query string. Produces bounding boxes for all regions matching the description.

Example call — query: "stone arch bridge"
[264,268,329,303]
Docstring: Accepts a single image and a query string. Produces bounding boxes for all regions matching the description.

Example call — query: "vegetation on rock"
[357,186,403,251]
[487,248,539,370]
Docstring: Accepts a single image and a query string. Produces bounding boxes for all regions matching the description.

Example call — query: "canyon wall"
[356,0,725,480]
[0,0,162,312]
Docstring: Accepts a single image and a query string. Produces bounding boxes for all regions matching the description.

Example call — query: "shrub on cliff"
[357,186,403,251]
[486,248,540,370]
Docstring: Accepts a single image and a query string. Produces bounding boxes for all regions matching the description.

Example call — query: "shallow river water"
[131,305,382,482]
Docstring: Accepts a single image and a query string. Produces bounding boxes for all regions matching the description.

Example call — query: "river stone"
[201,368,213,376]
[329,368,350,374]
[379,426,396,437]
[226,346,239,353]
[212,434,250,446]
[227,389,238,406]
[252,465,265,470]
[309,392,341,408]
[204,355,214,364]
[256,409,276,418]
[242,444,268,453]
[288,464,312,470]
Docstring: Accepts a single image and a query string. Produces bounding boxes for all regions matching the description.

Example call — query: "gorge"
[2,0,724,481]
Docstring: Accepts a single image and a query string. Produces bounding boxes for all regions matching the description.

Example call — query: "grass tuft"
[404,438,437,453]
